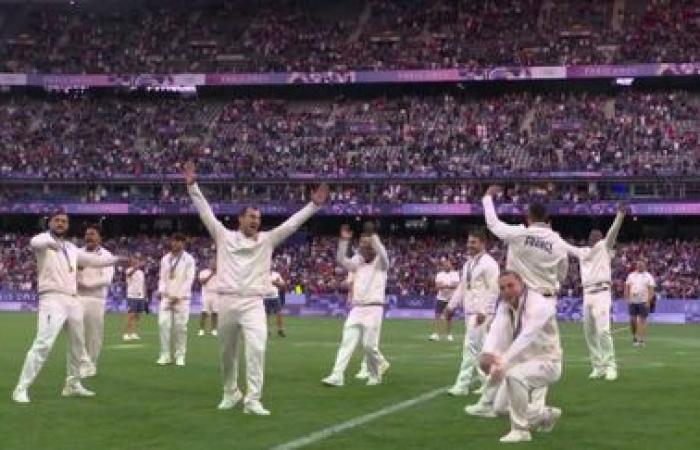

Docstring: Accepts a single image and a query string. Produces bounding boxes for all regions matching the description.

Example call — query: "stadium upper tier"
[1,233,698,299]
[0,0,697,74]
[0,90,698,179]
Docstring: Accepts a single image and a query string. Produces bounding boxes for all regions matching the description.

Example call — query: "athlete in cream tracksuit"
[445,228,500,396]
[322,223,391,387]
[466,186,577,419]
[482,271,563,443]
[156,233,196,367]
[183,160,328,416]
[568,205,626,381]
[77,224,115,378]
[12,212,124,404]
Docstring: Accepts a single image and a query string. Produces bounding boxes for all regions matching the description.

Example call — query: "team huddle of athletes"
[10,163,656,443]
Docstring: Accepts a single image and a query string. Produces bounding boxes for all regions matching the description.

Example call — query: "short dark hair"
[238,205,260,217]
[499,270,524,282]
[84,223,102,236]
[527,202,548,223]
[49,209,67,219]
[172,232,186,242]
[468,227,488,242]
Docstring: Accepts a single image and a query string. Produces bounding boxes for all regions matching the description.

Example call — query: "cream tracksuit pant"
[583,290,617,372]
[159,299,190,359]
[451,314,491,391]
[330,305,385,379]
[16,293,87,389]
[79,295,106,369]
[218,295,267,404]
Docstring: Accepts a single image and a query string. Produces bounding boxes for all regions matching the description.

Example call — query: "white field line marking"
[108,344,145,350]
[270,386,449,450]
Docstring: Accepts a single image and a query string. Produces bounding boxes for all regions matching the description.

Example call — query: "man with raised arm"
[183,161,328,416]
[12,211,126,404]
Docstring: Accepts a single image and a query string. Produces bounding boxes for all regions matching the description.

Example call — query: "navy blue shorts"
[435,299,449,315]
[127,298,147,314]
[264,298,281,315]
[629,303,649,318]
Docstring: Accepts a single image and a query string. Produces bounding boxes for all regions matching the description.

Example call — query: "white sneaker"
[366,376,382,386]
[379,359,391,377]
[473,383,487,395]
[217,390,243,410]
[12,388,30,404]
[355,369,370,380]
[81,366,97,378]
[464,403,497,418]
[429,333,440,341]
[211,329,218,337]
[605,368,618,381]
[446,334,454,342]
[62,383,96,398]
[157,355,173,365]
[123,334,132,341]
[588,368,605,379]
[175,356,186,367]
[535,407,562,433]
[447,386,470,396]
[131,334,141,340]
[499,430,532,443]
[321,374,344,387]
[243,401,271,416]
[198,329,205,337]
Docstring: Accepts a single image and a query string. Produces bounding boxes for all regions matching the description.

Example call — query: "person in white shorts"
[198,260,218,336]
[430,259,460,342]
[123,256,146,341]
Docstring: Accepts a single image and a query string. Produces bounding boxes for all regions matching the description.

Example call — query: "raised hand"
[485,185,502,198]
[340,224,353,240]
[311,183,330,206]
[617,202,631,215]
[182,160,197,185]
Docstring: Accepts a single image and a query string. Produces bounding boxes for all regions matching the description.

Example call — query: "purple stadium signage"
[2,290,699,324]
[4,201,700,216]
[2,63,699,88]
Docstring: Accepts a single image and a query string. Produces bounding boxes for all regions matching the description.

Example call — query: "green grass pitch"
[1,314,699,450]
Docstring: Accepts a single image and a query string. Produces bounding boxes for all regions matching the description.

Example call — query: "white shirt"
[448,252,500,314]
[189,183,319,299]
[483,195,573,295]
[126,268,146,299]
[198,268,218,304]
[570,211,625,289]
[337,235,389,305]
[30,232,120,297]
[625,271,655,304]
[76,246,115,300]
[435,270,460,301]
[157,251,196,300]
[483,289,561,369]
[345,272,355,303]
[267,271,284,298]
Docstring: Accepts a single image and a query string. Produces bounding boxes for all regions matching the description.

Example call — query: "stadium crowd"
[1,232,699,300]
[1,90,698,180]
[0,0,698,73]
